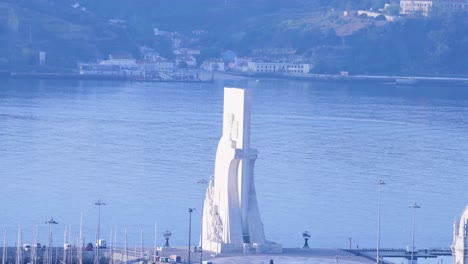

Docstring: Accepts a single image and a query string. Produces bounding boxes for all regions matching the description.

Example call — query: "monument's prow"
[201,87,282,254]
[452,205,468,264]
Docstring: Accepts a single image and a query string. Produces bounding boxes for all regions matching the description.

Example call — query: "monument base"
[253,242,283,254]
[202,240,282,254]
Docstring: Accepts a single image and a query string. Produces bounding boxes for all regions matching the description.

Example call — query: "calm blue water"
[1,78,468,251]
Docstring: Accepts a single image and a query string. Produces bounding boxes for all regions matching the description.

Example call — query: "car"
[96,239,107,249]
[23,244,31,251]
[85,243,93,251]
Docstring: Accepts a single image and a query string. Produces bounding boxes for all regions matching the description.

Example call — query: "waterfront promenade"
[3,69,468,86]
[211,249,372,264]
[1,247,451,264]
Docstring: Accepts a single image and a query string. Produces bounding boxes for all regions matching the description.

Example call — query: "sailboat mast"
[68,225,73,264]
[3,228,7,264]
[153,222,157,261]
[63,229,67,263]
[109,229,113,264]
[32,226,38,264]
[16,226,22,264]
[140,229,143,259]
[124,228,128,264]
[79,214,83,264]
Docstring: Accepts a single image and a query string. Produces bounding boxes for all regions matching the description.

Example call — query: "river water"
[1,78,467,252]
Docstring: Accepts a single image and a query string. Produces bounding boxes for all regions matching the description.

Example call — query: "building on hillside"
[171,37,182,49]
[452,205,468,264]
[201,59,225,71]
[139,57,175,72]
[443,0,468,12]
[400,0,433,15]
[192,29,208,35]
[79,53,140,76]
[355,10,397,21]
[78,53,173,77]
[139,48,174,71]
[247,62,311,74]
[178,48,201,55]
[78,63,142,77]
[235,56,253,66]
[251,48,296,57]
[100,54,137,66]
[175,55,197,68]
[400,0,468,16]
[39,51,46,66]
[153,28,174,37]
[236,62,250,72]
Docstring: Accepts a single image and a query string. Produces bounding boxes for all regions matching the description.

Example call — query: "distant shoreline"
[223,71,468,86]
[2,70,468,86]
[1,70,215,83]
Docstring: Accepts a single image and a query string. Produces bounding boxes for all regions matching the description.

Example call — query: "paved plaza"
[206,249,374,264]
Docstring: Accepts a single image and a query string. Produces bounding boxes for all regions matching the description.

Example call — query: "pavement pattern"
[206,249,374,264]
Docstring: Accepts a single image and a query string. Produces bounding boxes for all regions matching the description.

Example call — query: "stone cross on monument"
[201,87,281,254]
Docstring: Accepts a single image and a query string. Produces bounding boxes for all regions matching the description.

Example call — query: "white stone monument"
[201,87,281,254]
[452,206,468,264]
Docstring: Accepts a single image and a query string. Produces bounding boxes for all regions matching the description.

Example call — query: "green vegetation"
[0,0,467,75]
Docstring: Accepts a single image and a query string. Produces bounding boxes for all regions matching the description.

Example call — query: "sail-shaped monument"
[201,87,282,254]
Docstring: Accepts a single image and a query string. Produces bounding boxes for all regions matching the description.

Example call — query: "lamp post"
[163,231,172,248]
[409,202,421,264]
[197,178,208,264]
[348,237,352,250]
[376,179,385,264]
[45,217,58,264]
[188,208,195,264]
[302,231,310,249]
[95,199,106,264]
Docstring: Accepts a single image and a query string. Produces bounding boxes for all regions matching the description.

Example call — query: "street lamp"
[163,231,172,248]
[348,237,352,250]
[376,179,385,264]
[188,208,196,264]
[302,231,310,249]
[45,217,58,264]
[197,178,208,264]
[95,199,106,264]
[409,202,421,264]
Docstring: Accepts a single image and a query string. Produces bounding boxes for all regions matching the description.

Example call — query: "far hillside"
[0,0,467,75]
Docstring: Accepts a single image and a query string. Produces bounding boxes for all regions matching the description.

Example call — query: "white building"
[100,54,137,66]
[247,62,311,74]
[139,58,175,72]
[400,0,433,15]
[201,59,225,71]
[39,51,46,66]
[400,0,468,16]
